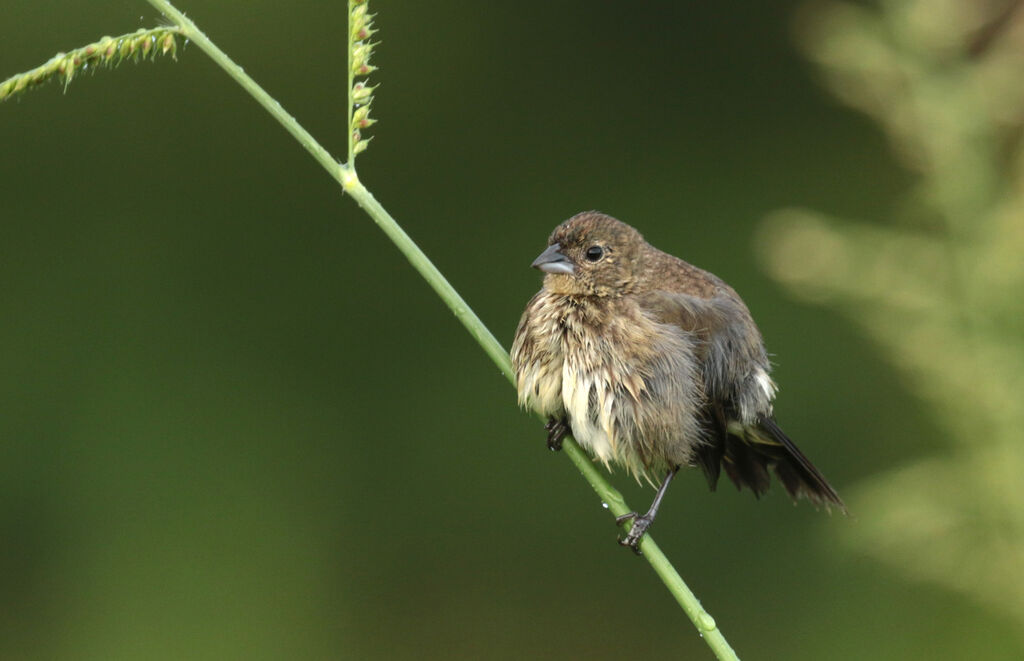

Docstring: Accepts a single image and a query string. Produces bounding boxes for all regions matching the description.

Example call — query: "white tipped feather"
[755,368,776,400]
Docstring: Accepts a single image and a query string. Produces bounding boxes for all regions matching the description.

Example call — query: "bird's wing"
[638,288,773,420]
[640,289,845,512]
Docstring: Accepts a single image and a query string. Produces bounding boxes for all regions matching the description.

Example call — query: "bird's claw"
[616,511,653,554]
[544,417,568,451]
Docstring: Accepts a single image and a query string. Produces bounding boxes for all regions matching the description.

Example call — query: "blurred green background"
[3,1,1022,659]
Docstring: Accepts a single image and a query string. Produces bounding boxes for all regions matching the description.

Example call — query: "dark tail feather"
[722,435,772,497]
[695,405,727,491]
[754,416,845,510]
[695,413,846,513]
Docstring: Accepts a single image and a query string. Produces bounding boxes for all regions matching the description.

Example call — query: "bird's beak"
[531,243,574,275]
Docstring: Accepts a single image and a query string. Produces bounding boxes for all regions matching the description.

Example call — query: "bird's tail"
[695,413,846,513]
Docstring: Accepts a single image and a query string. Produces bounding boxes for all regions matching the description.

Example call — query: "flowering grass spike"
[347,0,377,161]
[0,27,181,103]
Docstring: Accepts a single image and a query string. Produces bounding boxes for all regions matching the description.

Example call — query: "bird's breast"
[511,292,570,418]
[514,293,679,475]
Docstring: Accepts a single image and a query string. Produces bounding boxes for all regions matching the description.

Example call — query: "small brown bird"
[511,211,845,551]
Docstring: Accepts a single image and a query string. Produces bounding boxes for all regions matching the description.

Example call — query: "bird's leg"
[544,416,569,451]
[616,466,680,554]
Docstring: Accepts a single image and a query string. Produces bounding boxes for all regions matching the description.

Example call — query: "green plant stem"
[337,181,513,377]
[145,0,338,177]
[143,1,738,658]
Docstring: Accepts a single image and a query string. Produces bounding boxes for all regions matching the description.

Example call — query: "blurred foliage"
[760,0,1024,628]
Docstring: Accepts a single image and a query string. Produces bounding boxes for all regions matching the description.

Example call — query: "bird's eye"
[585,246,604,262]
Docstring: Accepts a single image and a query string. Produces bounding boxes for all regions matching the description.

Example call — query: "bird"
[510,211,845,552]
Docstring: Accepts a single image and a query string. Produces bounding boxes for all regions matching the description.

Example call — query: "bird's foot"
[544,417,569,451]
[615,511,654,555]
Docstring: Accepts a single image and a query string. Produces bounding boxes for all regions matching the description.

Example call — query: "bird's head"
[531,211,646,297]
